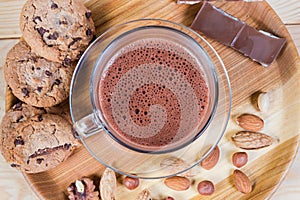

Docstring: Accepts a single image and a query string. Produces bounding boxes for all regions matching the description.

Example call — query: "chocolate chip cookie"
[4,41,74,108]
[20,0,95,64]
[0,102,45,156]
[1,114,79,173]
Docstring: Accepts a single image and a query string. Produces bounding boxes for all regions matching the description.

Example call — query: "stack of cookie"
[0,0,95,173]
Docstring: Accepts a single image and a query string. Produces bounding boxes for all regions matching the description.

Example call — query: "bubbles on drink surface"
[99,38,209,148]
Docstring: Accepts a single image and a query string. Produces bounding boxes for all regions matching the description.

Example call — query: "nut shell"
[67,177,99,200]
[252,92,269,112]
[100,168,117,200]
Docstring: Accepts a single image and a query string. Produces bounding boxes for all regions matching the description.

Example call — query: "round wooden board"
[5,0,300,199]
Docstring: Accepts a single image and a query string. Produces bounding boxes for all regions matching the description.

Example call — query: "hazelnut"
[232,152,248,168]
[197,180,215,195]
[123,176,139,190]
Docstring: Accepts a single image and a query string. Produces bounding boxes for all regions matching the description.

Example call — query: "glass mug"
[70,19,231,178]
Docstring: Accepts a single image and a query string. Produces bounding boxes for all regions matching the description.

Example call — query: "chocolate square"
[191,2,245,46]
[232,25,286,66]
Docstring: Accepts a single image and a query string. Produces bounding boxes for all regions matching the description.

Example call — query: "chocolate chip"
[85,11,92,19]
[74,37,82,42]
[48,31,59,40]
[51,128,57,135]
[86,28,92,36]
[63,57,71,66]
[38,115,43,122]
[10,164,20,168]
[45,70,52,76]
[14,136,25,146]
[51,3,58,9]
[21,88,29,97]
[63,143,71,150]
[36,158,44,164]
[59,20,68,25]
[77,51,83,59]
[32,57,38,63]
[16,116,24,123]
[33,16,42,23]
[54,79,61,85]
[68,37,82,48]
[37,27,47,36]
[37,87,43,92]
[17,59,25,63]
[13,102,23,110]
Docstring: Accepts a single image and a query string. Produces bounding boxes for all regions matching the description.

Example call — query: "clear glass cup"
[70,19,231,179]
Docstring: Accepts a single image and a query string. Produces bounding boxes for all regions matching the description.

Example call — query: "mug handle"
[73,113,102,138]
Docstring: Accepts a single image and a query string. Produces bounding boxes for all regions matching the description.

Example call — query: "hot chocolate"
[98,38,209,150]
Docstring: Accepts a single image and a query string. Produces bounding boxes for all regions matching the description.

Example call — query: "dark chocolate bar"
[232,25,286,66]
[191,2,245,46]
[190,2,286,66]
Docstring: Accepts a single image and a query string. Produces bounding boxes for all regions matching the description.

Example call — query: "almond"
[233,169,252,194]
[200,146,220,170]
[232,152,248,168]
[236,114,264,131]
[232,131,274,150]
[164,176,190,191]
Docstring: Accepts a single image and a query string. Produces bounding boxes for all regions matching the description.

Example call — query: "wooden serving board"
[3,0,300,199]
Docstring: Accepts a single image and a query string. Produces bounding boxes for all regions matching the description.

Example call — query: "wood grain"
[191,135,300,200]
[273,148,300,200]
[266,0,300,24]
[286,25,300,53]
[0,0,299,39]
[0,0,299,199]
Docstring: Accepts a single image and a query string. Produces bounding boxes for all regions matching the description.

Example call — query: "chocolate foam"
[98,38,209,148]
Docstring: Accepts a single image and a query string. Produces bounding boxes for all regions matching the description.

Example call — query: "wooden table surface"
[0,0,299,199]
